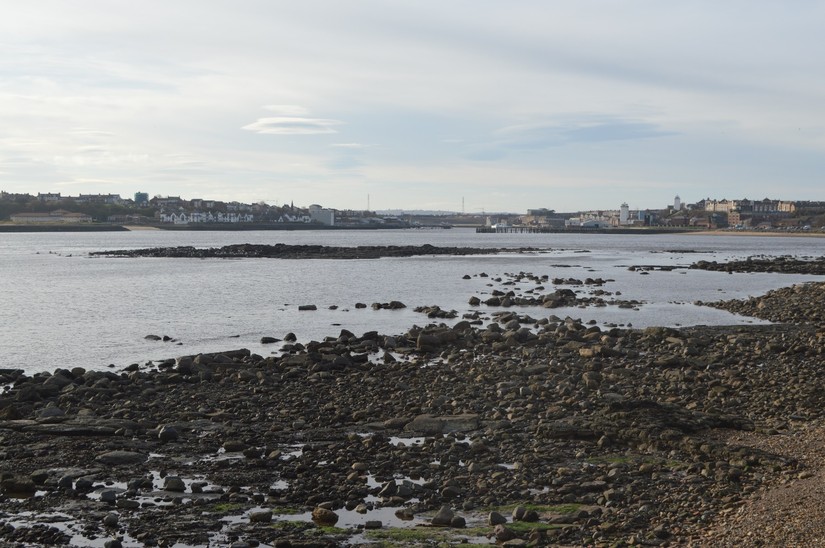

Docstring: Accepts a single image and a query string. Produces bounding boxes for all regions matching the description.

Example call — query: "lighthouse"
[674,195,682,211]
[620,203,630,225]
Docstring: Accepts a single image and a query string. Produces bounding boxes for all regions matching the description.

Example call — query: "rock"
[311,507,339,526]
[100,490,117,503]
[494,524,517,542]
[441,486,461,499]
[298,305,317,311]
[489,511,507,525]
[403,414,479,434]
[404,415,443,434]
[116,499,140,510]
[103,513,119,527]
[35,406,66,420]
[158,425,179,442]
[431,505,454,526]
[0,405,21,420]
[249,510,273,523]
[395,508,415,520]
[261,337,280,344]
[164,476,186,492]
[1,475,35,495]
[223,440,248,452]
[95,451,147,466]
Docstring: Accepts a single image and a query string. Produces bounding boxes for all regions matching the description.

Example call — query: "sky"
[1,1,824,213]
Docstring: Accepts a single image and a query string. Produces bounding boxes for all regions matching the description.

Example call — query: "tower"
[620,202,629,225]
[674,195,682,211]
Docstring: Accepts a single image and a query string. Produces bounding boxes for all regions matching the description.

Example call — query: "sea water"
[1,229,824,375]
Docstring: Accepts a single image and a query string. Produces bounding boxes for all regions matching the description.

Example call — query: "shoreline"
[1,277,824,546]
[686,229,825,238]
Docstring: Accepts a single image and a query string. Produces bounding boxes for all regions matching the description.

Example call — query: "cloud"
[491,116,676,151]
[243,106,345,135]
[331,143,370,149]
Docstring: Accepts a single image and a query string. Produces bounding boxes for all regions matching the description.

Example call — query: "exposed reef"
[691,255,825,275]
[90,243,541,260]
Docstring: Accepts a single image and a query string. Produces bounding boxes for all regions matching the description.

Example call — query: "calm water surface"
[2,229,824,374]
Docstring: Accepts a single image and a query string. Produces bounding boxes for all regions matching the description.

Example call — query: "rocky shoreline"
[2,268,825,547]
[690,255,825,275]
[90,244,540,260]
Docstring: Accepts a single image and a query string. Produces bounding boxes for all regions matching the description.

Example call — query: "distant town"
[2,190,825,232]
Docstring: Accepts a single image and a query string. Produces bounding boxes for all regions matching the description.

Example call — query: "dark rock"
[158,425,179,442]
[249,510,273,523]
[431,505,454,526]
[95,451,147,466]
[489,511,508,525]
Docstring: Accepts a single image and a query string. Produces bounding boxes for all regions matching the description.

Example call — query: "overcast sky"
[1,1,824,212]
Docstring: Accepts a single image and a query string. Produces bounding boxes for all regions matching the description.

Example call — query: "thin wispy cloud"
[331,143,370,149]
[494,116,676,149]
[242,106,344,135]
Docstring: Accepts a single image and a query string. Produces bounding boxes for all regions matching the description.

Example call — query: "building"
[10,210,92,224]
[151,196,183,208]
[619,203,630,225]
[674,195,681,211]
[37,193,62,203]
[134,192,149,206]
[522,208,562,227]
[158,210,254,224]
[75,194,123,205]
[308,204,335,226]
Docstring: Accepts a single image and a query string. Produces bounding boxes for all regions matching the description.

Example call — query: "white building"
[308,204,335,226]
[619,203,630,225]
[158,210,254,224]
[674,195,682,211]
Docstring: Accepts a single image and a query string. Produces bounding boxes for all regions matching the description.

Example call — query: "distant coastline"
[0,224,130,233]
[0,222,412,233]
[2,223,823,237]
[687,229,825,238]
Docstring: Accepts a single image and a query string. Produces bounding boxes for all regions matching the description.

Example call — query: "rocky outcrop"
[691,255,825,275]
[90,243,536,260]
[702,281,825,325]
